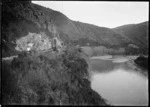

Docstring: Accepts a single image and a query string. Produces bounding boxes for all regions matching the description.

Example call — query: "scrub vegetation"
[2,46,108,105]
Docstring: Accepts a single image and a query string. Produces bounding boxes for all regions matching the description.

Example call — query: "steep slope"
[2,1,130,57]
[113,21,149,49]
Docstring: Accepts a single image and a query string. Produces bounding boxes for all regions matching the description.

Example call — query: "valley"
[1,1,148,106]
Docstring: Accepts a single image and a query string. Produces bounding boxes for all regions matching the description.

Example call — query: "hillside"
[113,21,149,51]
[2,1,132,57]
[2,1,149,57]
[2,45,108,105]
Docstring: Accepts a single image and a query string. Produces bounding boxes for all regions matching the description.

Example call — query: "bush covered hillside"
[2,46,108,105]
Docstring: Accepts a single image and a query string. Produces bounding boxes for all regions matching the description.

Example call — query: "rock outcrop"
[15,32,63,52]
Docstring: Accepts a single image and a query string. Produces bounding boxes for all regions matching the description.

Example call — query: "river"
[90,55,148,106]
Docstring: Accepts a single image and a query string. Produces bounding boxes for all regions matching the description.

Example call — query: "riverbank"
[90,55,138,62]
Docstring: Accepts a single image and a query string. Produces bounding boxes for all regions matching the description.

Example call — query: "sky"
[32,1,149,28]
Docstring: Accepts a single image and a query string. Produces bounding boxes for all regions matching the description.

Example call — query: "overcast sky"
[32,1,149,28]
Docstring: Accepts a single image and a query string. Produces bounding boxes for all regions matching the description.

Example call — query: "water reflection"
[91,58,148,106]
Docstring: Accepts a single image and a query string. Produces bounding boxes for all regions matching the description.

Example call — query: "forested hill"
[2,1,148,57]
[113,21,149,49]
[2,1,130,57]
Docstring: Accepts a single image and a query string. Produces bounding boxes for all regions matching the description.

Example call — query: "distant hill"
[113,21,149,50]
[2,1,148,57]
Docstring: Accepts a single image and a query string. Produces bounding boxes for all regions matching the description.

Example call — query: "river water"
[90,56,148,106]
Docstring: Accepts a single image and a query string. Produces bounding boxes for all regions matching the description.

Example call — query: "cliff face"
[15,32,53,52]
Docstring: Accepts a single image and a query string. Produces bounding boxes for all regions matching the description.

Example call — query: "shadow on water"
[90,58,148,77]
